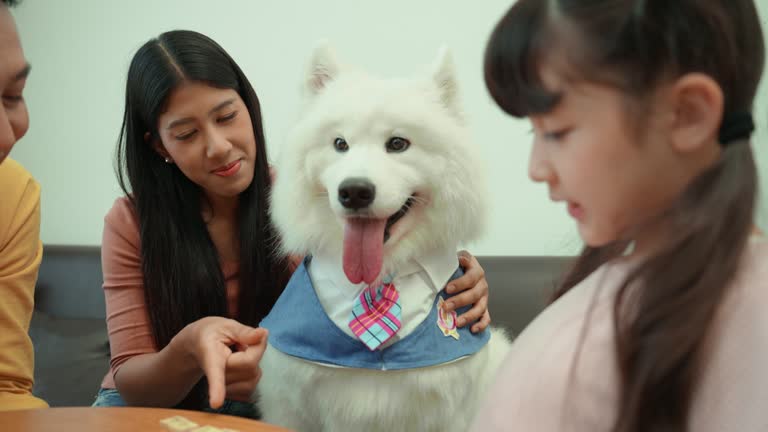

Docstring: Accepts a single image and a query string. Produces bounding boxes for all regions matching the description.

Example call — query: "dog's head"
[271,43,487,284]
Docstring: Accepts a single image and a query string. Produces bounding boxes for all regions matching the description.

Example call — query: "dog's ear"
[306,41,340,96]
[431,46,461,116]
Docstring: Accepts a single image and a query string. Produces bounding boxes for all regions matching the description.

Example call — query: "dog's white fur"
[259,44,511,432]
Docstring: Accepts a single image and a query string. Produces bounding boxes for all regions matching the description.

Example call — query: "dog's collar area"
[260,261,492,371]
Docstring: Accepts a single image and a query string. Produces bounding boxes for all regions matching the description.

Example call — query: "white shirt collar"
[414,249,462,291]
[308,248,461,343]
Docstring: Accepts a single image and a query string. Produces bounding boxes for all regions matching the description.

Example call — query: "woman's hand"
[442,250,491,333]
[178,317,268,408]
[222,332,267,403]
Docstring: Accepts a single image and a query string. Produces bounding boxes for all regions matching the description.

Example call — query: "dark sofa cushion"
[35,245,105,320]
[28,311,110,407]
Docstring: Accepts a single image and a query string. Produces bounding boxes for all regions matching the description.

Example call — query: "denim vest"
[260,259,491,370]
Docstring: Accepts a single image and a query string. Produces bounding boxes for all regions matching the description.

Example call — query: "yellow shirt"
[0,158,47,410]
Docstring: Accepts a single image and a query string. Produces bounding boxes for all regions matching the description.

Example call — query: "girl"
[473,1,766,431]
[93,30,492,417]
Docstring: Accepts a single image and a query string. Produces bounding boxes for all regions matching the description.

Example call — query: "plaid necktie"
[348,279,402,351]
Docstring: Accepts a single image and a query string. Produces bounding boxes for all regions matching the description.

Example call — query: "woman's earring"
[164,157,173,164]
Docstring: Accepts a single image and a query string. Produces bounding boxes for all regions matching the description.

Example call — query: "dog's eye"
[334,137,349,152]
[386,137,410,153]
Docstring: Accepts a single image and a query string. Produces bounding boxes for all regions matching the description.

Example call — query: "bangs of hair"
[484,0,562,117]
[484,0,641,118]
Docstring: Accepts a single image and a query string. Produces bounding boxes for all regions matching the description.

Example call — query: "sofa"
[29,245,570,406]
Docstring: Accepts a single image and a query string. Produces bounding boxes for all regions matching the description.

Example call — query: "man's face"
[0,5,29,165]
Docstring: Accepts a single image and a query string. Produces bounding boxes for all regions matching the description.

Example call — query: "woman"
[94,30,492,417]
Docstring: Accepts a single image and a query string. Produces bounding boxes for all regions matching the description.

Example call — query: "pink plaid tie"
[348,281,402,351]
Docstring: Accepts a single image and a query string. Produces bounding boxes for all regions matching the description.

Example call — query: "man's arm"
[0,162,47,410]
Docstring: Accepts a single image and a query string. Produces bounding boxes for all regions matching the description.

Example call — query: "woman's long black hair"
[116,30,291,408]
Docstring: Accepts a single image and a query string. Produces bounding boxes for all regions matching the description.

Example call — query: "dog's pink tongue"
[343,219,386,285]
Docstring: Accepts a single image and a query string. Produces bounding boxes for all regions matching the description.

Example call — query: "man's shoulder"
[0,157,36,195]
[0,158,39,221]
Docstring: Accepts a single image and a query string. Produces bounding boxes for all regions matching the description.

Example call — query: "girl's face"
[156,81,257,203]
[527,67,716,253]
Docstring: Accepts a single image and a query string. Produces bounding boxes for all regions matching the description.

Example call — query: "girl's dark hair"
[485,1,763,431]
[116,30,290,409]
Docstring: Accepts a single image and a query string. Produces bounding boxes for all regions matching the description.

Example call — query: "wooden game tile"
[189,426,226,432]
[159,415,199,431]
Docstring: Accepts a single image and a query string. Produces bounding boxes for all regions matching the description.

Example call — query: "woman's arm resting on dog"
[443,250,491,333]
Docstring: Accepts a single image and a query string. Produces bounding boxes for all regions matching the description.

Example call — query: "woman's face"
[155,81,257,201]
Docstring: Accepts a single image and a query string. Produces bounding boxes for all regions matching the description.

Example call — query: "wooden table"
[0,407,292,431]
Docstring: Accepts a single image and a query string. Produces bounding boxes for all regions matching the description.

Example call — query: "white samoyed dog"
[257,44,511,432]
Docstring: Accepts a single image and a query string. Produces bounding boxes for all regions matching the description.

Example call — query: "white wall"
[9,0,768,256]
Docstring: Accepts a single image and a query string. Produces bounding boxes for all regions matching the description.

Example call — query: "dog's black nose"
[338,178,376,210]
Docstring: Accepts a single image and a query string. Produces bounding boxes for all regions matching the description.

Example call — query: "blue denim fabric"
[261,259,490,370]
[92,388,259,419]
[92,388,127,407]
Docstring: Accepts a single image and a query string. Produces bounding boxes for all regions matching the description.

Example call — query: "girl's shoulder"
[689,237,768,429]
[503,260,626,373]
[698,236,768,379]
[476,262,622,431]
[735,236,768,296]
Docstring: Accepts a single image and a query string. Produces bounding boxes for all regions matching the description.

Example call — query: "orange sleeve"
[287,255,303,274]
[0,159,48,410]
[101,198,157,377]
